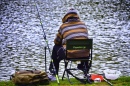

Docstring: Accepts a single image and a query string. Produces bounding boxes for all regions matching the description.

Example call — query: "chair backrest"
[66,39,93,60]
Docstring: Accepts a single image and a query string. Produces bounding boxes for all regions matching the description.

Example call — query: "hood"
[62,8,80,23]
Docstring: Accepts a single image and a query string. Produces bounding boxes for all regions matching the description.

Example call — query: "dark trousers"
[49,45,90,75]
[49,45,65,75]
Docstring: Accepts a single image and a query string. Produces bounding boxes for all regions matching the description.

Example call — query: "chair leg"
[62,60,69,80]
[86,74,92,83]
[84,62,92,84]
[62,60,73,84]
[62,70,65,80]
[66,70,73,84]
[63,60,92,84]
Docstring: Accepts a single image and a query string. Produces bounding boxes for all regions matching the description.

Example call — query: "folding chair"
[62,39,93,84]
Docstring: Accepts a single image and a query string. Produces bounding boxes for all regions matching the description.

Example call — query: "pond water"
[0,0,130,80]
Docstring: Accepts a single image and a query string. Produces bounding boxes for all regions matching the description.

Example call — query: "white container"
[103,69,122,80]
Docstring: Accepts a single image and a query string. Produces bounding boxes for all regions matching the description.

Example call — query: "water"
[0,0,130,80]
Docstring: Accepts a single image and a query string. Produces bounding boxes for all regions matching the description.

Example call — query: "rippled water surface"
[0,0,130,80]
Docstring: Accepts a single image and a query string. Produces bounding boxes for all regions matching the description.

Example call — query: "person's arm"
[54,29,62,45]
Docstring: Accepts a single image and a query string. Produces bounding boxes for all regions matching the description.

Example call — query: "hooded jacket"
[54,10,90,58]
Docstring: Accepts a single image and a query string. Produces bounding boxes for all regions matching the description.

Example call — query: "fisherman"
[49,8,89,80]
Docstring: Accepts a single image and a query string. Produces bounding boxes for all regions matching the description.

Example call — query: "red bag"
[90,74,104,81]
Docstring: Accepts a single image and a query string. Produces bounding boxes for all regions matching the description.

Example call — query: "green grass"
[0,76,130,86]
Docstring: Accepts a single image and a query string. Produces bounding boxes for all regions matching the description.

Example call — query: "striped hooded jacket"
[54,9,90,58]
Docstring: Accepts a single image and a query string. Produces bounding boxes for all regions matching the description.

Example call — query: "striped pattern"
[60,24,87,34]
[62,13,80,23]
[54,12,90,58]
[54,22,88,45]
[54,12,88,46]
[62,33,88,44]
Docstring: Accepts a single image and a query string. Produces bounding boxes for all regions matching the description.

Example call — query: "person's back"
[55,8,89,58]
[49,8,89,80]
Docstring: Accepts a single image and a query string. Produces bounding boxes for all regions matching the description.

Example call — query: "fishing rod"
[33,0,59,84]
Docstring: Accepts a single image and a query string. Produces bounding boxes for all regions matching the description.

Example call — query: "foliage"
[0,81,15,86]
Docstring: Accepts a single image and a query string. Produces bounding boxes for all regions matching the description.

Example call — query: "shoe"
[47,73,56,81]
[49,75,56,81]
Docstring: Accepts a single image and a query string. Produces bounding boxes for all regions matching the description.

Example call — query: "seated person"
[49,8,90,79]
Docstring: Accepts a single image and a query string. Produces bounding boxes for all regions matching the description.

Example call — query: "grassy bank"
[0,76,130,86]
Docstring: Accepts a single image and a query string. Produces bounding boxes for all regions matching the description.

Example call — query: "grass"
[0,76,130,86]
